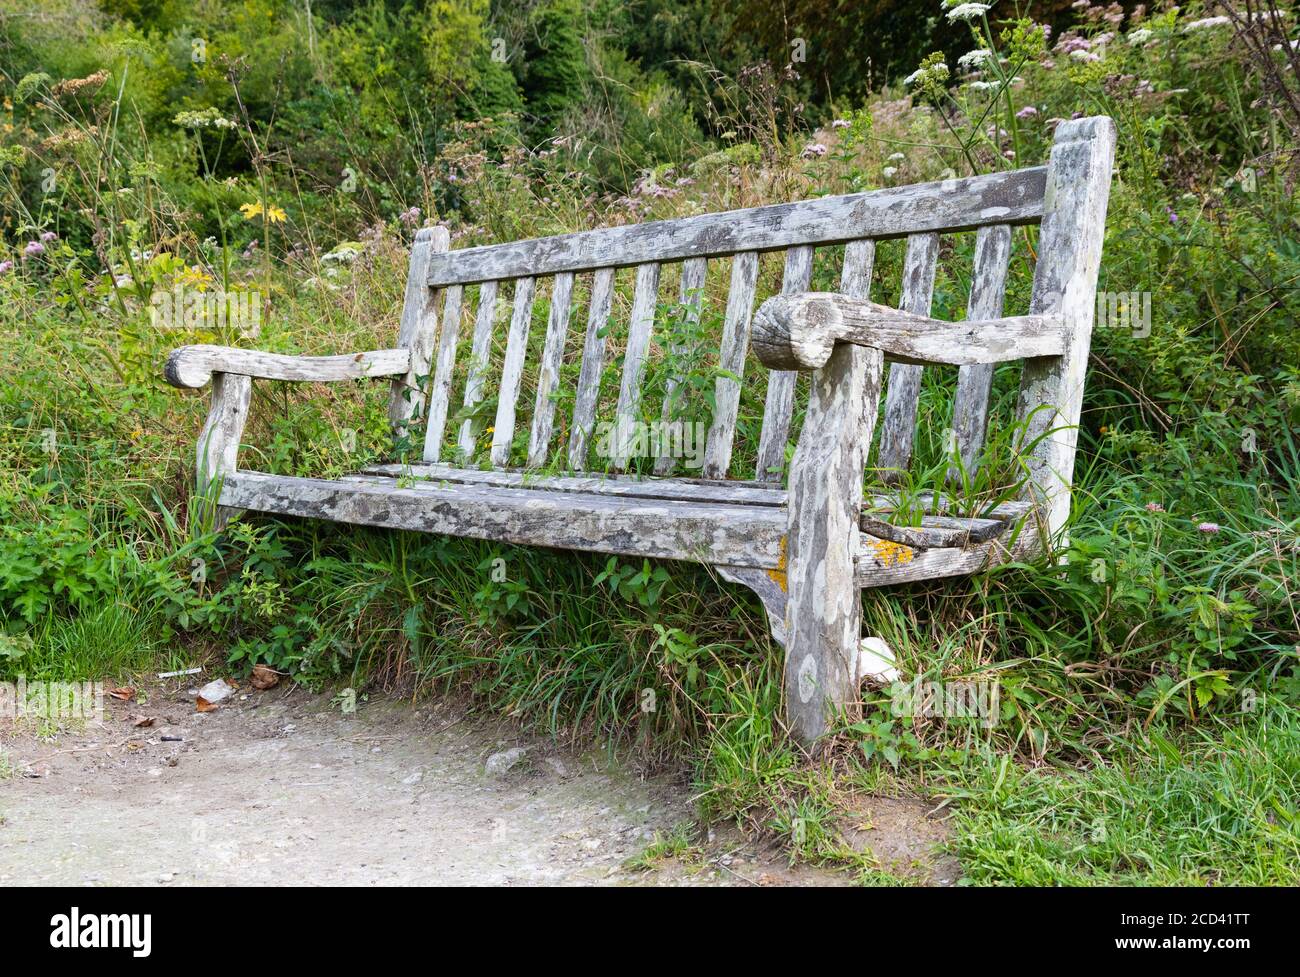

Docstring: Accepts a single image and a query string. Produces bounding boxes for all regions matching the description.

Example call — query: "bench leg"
[195,372,251,532]
[784,343,882,745]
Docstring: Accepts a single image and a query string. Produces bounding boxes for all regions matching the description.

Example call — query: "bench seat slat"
[362,463,1036,521]
[857,527,1038,587]
[221,470,786,569]
[425,167,1048,286]
[218,469,1041,579]
[358,463,786,506]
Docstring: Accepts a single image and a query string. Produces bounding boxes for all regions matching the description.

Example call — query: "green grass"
[10,604,158,682]
[941,708,1300,886]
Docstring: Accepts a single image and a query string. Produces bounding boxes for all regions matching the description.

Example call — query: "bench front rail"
[164,117,1117,745]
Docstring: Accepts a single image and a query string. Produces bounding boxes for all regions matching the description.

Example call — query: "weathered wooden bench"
[164,116,1116,745]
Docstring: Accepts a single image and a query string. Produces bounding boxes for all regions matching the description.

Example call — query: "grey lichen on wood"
[360,463,785,506]
[701,252,759,479]
[715,565,788,647]
[782,336,882,745]
[949,224,1012,481]
[755,245,814,482]
[859,512,1007,549]
[421,284,465,463]
[568,268,616,471]
[490,276,537,467]
[1015,116,1117,540]
[875,232,940,481]
[195,372,251,530]
[751,294,1064,372]
[654,257,708,476]
[165,345,410,389]
[527,272,576,467]
[457,279,500,459]
[424,167,1047,286]
[389,226,450,438]
[221,470,786,568]
[611,262,662,468]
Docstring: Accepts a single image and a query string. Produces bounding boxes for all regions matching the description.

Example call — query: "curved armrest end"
[752,294,842,371]
[165,345,217,388]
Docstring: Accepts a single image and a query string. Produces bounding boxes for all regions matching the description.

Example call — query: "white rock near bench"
[163,117,1117,746]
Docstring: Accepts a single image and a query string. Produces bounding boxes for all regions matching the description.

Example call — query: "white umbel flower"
[946,3,991,23]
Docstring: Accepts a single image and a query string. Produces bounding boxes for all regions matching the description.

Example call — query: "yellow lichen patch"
[867,539,914,567]
[766,534,788,592]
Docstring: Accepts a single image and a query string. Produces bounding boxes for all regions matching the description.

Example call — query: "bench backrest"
[388,117,1115,529]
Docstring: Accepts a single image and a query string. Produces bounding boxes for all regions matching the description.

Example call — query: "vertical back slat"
[422,283,464,462]
[948,224,1012,481]
[612,262,662,469]
[1016,117,1117,538]
[754,245,814,481]
[653,257,708,475]
[526,271,575,468]
[457,279,499,459]
[839,239,877,462]
[702,252,759,479]
[388,227,450,439]
[876,232,940,480]
[489,277,537,467]
[568,268,616,471]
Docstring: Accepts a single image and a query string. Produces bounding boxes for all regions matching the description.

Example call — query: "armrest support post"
[194,372,251,531]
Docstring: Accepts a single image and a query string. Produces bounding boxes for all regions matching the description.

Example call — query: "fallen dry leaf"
[129,715,156,728]
[195,696,219,713]
[108,686,136,701]
[250,664,280,690]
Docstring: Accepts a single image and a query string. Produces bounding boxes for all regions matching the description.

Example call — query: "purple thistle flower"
[24,241,44,257]
[1197,522,1221,534]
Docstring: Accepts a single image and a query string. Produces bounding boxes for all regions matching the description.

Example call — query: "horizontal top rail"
[425,166,1047,286]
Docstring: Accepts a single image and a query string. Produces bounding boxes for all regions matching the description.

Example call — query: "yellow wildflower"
[239,201,287,223]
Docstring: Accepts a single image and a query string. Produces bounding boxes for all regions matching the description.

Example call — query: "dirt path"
[0,679,855,886]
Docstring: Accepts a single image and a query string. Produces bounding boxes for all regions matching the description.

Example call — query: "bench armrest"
[751,292,1066,371]
[164,344,411,389]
